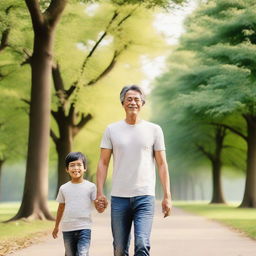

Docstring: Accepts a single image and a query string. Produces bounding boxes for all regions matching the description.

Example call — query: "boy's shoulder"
[59,180,95,191]
[84,179,96,188]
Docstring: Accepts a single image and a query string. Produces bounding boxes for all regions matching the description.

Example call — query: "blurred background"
[1,0,256,213]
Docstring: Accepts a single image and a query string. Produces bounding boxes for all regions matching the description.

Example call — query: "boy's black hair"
[65,152,87,169]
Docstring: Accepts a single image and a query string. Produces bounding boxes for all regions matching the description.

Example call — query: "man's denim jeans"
[63,229,91,256]
[111,195,155,256]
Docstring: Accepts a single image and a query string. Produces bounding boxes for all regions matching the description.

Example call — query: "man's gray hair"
[120,85,146,105]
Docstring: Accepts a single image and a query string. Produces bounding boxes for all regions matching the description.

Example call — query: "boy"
[52,152,96,256]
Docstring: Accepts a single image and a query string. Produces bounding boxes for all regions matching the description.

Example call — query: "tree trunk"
[10,28,54,220]
[240,115,256,208]
[56,124,73,190]
[0,159,5,201]
[210,159,225,203]
[7,0,68,222]
[210,127,226,204]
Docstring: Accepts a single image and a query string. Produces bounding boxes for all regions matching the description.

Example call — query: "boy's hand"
[52,227,59,239]
[95,195,108,213]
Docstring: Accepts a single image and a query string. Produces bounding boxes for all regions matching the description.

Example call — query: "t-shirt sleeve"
[91,184,97,201]
[100,126,113,149]
[56,187,65,203]
[153,125,166,151]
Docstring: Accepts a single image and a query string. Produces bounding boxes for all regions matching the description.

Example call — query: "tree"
[151,47,246,202]
[176,0,256,207]
[9,0,68,221]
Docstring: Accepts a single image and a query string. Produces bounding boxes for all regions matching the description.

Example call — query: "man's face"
[66,159,86,180]
[123,90,143,115]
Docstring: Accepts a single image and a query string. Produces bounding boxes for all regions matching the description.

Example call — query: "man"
[95,85,172,256]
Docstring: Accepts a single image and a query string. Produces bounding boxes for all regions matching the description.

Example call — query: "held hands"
[162,197,172,218]
[94,195,108,213]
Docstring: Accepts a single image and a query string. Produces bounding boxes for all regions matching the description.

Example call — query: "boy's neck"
[71,178,85,184]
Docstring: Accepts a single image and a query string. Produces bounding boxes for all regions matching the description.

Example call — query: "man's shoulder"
[142,120,162,130]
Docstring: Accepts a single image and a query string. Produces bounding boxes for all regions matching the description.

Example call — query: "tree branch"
[21,98,31,105]
[44,0,68,27]
[86,42,130,86]
[52,62,64,91]
[79,10,119,77]
[196,144,214,161]
[50,129,59,144]
[72,113,93,137]
[68,103,75,122]
[77,113,92,130]
[25,0,44,28]
[0,29,10,52]
[211,122,247,141]
[86,50,119,86]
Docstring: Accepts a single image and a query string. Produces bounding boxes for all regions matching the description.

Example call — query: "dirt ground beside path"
[6,204,256,256]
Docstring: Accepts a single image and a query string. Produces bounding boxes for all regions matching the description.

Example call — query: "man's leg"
[133,196,155,256]
[63,231,77,256]
[111,196,133,256]
[76,229,91,256]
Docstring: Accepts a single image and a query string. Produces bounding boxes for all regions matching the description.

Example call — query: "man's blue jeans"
[63,229,91,256]
[111,195,155,256]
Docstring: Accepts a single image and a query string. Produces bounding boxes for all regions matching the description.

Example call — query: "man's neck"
[125,115,140,125]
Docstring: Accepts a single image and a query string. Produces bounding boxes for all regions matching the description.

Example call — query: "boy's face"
[66,159,86,181]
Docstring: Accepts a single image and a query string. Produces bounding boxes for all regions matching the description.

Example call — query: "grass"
[0,201,58,240]
[175,201,256,239]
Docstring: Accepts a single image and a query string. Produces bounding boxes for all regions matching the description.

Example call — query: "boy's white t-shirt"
[100,120,166,197]
[56,180,96,232]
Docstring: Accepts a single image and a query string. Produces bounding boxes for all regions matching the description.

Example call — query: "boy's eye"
[69,164,83,169]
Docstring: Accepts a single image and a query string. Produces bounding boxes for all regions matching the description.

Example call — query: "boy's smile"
[66,159,86,183]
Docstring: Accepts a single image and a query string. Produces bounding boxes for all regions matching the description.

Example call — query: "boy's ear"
[65,168,69,173]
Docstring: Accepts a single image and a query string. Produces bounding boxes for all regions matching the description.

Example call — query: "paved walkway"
[6,205,256,256]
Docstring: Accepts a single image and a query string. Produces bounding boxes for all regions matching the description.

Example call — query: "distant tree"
[167,0,256,207]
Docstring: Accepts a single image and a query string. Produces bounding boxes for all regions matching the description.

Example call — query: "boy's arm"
[95,148,112,213]
[52,203,65,239]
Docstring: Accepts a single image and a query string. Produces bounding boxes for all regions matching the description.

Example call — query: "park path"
[6,204,256,256]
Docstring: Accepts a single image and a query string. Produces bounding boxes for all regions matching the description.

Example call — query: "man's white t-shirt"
[100,120,166,197]
[56,180,96,232]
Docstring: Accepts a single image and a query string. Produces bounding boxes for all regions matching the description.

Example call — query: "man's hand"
[52,227,59,239]
[95,195,108,213]
[162,197,172,218]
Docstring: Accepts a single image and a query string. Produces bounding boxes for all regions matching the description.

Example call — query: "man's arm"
[155,150,172,217]
[95,148,112,213]
[52,203,65,238]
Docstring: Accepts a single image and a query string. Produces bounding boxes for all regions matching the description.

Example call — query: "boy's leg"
[63,231,77,256]
[111,196,133,256]
[76,229,91,256]
[133,196,155,256]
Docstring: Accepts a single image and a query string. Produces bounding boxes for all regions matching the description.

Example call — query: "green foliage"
[51,2,167,177]
[151,0,256,191]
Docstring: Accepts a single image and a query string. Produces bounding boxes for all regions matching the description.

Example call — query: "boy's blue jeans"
[111,195,155,256]
[63,229,91,256]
